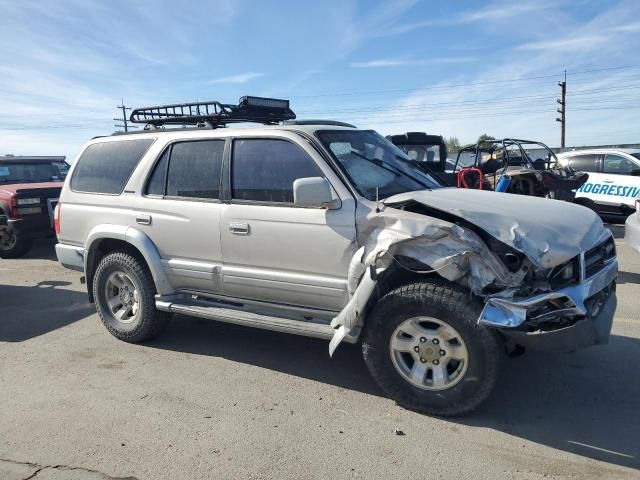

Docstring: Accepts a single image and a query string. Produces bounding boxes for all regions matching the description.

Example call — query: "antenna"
[375,186,381,213]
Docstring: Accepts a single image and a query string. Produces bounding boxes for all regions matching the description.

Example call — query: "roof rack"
[129,96,295,129]
[283,119,357,128]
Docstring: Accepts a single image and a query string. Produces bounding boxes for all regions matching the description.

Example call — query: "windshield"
[401,145,442,164]
[0,161,69,184]
[317,130,441,200]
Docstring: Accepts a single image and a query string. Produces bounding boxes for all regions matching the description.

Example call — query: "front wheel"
[362,280,501,416]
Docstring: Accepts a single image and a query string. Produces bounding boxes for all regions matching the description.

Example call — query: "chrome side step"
[156,299,337,341]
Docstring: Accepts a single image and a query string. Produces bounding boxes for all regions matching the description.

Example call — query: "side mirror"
[293,177,339,209]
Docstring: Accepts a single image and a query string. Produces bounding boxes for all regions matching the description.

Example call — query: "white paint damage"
[329,188,607,355]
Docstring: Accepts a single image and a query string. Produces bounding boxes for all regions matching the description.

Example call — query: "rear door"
[136,139,225,292]
[220,135,356,311]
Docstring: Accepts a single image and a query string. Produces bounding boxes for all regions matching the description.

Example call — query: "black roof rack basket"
[129,96,295,129]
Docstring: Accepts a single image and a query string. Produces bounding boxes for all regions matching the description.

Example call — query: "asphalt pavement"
[1,225,638,479]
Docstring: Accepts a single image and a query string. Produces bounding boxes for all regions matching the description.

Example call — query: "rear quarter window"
[70,139,154,194]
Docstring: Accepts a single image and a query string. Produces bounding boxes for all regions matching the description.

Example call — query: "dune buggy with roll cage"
[443,138,589,202]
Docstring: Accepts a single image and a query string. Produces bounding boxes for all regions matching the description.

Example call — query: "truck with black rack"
[0,156,68,258]
[54,95,617,416]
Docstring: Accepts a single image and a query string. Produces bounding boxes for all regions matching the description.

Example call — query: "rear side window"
[146,149,170,196]
[567,154,599,172]
[146,140,224,199]
[232,139,322,203]
[71,139,154,194]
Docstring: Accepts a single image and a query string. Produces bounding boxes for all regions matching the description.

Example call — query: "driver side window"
[603,154,635,175]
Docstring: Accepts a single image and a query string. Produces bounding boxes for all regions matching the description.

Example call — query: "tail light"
[54,203,61,235]
[9,196,19,218]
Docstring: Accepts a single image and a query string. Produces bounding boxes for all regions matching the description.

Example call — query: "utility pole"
[114,99,137,132]
[556,71,566,149]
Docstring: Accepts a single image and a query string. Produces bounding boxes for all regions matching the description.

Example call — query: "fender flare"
[84,225,173,295]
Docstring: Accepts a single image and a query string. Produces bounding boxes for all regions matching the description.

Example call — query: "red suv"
[0,156,68,258]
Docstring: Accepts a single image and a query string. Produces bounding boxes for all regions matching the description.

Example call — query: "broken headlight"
[547,257,580,288]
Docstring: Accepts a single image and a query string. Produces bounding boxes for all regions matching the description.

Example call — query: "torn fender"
[329,205,526,355]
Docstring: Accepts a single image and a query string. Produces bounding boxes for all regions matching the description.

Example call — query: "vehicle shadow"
[22,237,58,261]
[455,334,640,470]
[150,319,639,470]
[148,315,381,397]
[0,283,94,342]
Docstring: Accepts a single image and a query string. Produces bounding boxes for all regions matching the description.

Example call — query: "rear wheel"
[0,225,32,258]
[362,280,501,416]
[93,251,169,342]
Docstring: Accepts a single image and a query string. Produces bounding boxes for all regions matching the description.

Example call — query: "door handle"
[602,179,614,183]
[136,214,152,225]
[229,222,250,235]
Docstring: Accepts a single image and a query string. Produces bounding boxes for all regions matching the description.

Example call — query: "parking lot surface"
[1,225,639,480]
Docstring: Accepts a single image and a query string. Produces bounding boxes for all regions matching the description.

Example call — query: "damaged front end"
[329,190,618,356]
[480,234,617,352]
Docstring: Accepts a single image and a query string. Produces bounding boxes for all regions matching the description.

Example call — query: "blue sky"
[1,0,640,161]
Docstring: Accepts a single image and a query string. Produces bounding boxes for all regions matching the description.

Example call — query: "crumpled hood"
[384,188,606,269]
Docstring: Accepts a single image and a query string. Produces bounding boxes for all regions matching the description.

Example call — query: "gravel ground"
[1,225,638,479]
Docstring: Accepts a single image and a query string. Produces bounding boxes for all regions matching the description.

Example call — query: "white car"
[557,148,640,216]
[625,200,640,253]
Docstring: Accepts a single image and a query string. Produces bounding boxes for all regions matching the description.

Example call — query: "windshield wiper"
[349,149,428,186]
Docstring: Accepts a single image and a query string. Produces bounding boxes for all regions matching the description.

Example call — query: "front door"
[599,153,640,209]
[136,139,225,292]
[220,136,357,311]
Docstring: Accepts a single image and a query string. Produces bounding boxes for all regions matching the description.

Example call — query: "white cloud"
[609,21,640,33]
[208,72,268,84]
[351,59,419,68]
[459,2,551,23]
[350,57,477,68]
[515,35,608,52]
[347,1,640,147]
[384,0,556,36]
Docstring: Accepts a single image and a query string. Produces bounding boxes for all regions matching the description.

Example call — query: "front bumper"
[478,255,618,352]
[625,212,640,254]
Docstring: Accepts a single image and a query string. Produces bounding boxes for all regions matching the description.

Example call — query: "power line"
[287,64,640,99]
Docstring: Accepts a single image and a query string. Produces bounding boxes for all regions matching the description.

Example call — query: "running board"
[156,299,337,341]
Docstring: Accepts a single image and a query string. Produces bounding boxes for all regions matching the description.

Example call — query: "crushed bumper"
[478,256,618,352]
[499,288,615,352]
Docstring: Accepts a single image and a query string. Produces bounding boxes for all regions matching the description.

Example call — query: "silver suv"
[55,97,618,416]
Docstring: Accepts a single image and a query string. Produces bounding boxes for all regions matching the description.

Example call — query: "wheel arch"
[84,225,172,302]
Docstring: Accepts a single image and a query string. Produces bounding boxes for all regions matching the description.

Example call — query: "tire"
[0,225,32,258]
[362,280,500,416]
[574,197,599,213]
[93,251,170,342]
